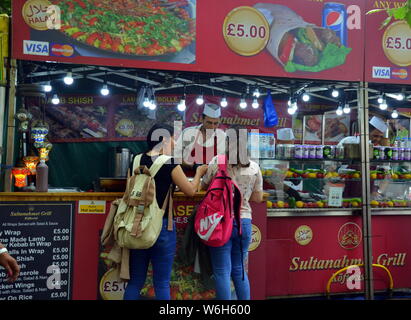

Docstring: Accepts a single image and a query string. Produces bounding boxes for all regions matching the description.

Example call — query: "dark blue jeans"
[124,219,176,300]
[208,218,252,300]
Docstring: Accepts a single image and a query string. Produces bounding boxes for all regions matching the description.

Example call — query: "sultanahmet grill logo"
[338,222,362,250]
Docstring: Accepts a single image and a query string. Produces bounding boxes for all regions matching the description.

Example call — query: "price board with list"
[0,202,74,300]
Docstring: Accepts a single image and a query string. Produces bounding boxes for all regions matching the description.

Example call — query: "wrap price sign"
[223,6,270,56]
[383,21,411,67]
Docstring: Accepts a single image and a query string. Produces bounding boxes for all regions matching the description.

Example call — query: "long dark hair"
[146,123,174,152]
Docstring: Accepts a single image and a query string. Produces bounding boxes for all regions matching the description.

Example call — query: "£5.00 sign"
[223,6,270,56]
[383,21,411,67]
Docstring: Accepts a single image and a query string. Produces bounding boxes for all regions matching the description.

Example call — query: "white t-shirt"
[201,156,263,219]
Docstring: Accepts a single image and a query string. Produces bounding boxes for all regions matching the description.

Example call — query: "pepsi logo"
[326,11,343,27]
[50,44,75,57]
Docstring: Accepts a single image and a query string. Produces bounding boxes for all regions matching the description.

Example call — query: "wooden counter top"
[0,191,268,202]
[0,192,124,201]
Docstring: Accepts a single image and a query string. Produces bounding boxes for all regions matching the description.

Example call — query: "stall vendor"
[337,116,389,147]
[369,116,389,146]
[175,103,226,170]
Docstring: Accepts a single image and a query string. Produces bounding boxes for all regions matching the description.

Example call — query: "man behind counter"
[175,103,226,172]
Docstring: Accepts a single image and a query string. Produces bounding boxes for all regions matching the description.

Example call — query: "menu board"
[0,202,74,300]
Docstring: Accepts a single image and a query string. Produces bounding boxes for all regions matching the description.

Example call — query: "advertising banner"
[12,0,365,82]
[266,215,411,297]
[365,0,411,84]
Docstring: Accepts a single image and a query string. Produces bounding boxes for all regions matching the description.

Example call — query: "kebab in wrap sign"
[223,1,361,74]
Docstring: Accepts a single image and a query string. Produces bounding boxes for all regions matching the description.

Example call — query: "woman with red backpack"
[201,126,263,300]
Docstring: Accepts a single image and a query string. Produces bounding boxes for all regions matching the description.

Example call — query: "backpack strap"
[217,154,227,173]
[132,154,143,173]
[149,155,172,177]
[161,185,174,231]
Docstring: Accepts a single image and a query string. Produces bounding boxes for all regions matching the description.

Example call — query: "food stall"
[1,0,410,300]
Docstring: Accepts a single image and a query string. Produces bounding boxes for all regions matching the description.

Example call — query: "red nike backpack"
[194,155,242,247]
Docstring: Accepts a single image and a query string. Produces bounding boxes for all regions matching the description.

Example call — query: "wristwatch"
[0,248,8,255]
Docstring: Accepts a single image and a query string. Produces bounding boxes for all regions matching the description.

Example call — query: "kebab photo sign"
[222,1,362,76]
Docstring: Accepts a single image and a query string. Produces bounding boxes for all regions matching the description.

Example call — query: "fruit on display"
[267,198,363,210]
[370,170,411,180]
[296,201,304,208]
[273,167,361,180]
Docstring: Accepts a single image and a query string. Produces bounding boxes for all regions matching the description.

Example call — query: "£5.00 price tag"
[223,6,270,56]
[328,186,344,207]
[383,21,411,67]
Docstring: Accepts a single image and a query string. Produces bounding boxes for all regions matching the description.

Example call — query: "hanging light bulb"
[149,96,157,110]
[331,88,339,98]
[391,109,399,118]
[196,94,204,105]
[220,96,228,108]
[379,99,388,110]
[51,94,60,105]
[336,105,343,115]
[302,92,310,102]
[177,96,186,112]
[377,94,384,104]
[287,106,297,115]
[239,98,247,109]
[43,81,52,92]
[287,99,298,115]
[253,88,260,98]
[252,98,259,109]
[63,71,74,85]
[343,103,351,114]
[100,84,110,96]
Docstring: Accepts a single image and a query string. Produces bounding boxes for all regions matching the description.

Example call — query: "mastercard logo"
[391,68,408,80]
[50,44,75,57]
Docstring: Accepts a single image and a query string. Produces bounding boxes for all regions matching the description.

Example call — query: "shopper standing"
[123,123,207,300]
[201,127,263,300]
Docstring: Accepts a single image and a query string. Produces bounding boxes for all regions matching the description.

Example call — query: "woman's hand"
[196,164,208,177]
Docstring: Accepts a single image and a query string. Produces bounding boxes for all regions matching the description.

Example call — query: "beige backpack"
[112,154,173,249]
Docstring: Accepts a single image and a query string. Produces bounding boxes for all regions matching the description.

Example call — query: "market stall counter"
[0,192,267,300]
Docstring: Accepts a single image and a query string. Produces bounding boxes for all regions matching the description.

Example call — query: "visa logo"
[372,67,391,79]
[23,40,49,56]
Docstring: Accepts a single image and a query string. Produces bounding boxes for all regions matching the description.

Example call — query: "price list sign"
[0,202,74,300]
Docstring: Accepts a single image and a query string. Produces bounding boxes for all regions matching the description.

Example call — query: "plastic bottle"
[36,160,48,192]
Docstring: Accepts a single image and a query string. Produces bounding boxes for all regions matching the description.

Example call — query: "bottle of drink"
[36,160,48,192]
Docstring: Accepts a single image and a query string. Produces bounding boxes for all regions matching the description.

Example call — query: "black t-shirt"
[130,153,178,210]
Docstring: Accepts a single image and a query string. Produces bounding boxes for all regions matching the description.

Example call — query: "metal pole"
[359,82,374,300]
[4,59,17,192]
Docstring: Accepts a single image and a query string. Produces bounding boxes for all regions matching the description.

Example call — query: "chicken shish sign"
[223,2,361,74]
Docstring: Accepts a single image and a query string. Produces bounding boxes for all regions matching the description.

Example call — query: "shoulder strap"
[149,155,172,178]
[217,154,227,172]
[132,154,143,173]
[161,185,174,231]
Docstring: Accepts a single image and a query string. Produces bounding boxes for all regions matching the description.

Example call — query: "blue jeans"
[124,219,176,300]
[208,218,252,300]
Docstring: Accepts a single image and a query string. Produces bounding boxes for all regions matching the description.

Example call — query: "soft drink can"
[322,2,348,46]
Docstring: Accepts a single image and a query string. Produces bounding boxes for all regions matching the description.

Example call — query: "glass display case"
[261,153,362,213]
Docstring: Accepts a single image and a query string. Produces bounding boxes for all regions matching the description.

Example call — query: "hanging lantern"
[31,124,49,148]
[23,156,40,175]
[15,108,32,132]
[39,141,53,161]
[11,167,30,188]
